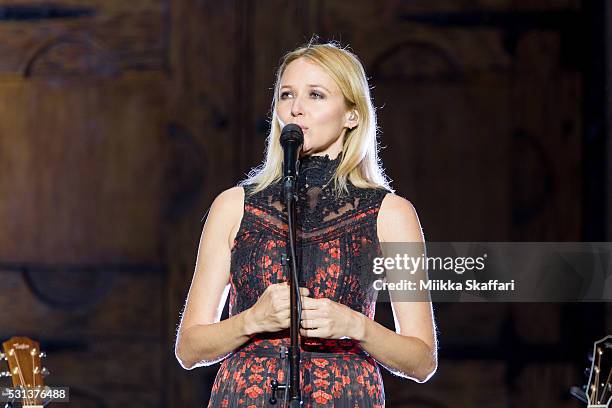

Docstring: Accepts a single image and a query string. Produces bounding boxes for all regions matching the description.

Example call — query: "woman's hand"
[299,297,365,340]
[244,282,310,335]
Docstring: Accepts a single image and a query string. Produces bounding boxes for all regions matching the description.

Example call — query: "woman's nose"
[290,95,304,117]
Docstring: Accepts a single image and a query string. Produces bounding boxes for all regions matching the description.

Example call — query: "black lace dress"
[208,154,390,408]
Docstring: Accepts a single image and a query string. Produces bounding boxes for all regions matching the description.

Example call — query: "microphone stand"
[284,171,303,407]
[269,168,303,406]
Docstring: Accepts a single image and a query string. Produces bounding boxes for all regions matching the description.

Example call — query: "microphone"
[279,124,304,181]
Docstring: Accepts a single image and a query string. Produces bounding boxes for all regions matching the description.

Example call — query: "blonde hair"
[241,40,393,196]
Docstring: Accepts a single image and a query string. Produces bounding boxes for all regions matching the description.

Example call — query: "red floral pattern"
[210,350,385,407]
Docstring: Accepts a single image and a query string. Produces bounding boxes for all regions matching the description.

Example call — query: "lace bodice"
[229,153,390,352]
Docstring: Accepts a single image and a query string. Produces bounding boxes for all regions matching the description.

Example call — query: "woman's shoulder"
[213,186,245,206]
[379,193,415,213]
[377,193,424,242]
[207,186,245,223]
[204,187,246,248]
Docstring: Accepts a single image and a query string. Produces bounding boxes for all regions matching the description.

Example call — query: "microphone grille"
[280,124,304,145]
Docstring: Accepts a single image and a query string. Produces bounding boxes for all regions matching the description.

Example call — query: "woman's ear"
[345,110,359,130]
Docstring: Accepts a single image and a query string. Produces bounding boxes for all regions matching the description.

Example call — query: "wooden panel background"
[0,0,605,406]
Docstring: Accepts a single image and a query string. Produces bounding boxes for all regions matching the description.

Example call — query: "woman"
[175,40,437,407]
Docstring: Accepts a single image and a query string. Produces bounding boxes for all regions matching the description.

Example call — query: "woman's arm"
[174,187,254,370]
[357,193,437,382]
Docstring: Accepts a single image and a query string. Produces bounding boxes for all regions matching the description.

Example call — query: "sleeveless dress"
[208,154,390,408]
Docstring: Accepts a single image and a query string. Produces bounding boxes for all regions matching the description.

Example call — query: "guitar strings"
[594,347,602,403]
[30,348,39,405]
[12,348,33,407]
[598,366,612,404]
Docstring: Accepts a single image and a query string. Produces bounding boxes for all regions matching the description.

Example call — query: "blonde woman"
[175,40,437,407]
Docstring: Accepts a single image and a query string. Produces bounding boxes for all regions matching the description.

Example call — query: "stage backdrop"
[0,0,608,407]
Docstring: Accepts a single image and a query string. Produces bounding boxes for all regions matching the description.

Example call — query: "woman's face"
[276,57,357,158]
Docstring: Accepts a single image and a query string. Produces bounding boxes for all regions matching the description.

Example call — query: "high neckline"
[300,153,342,165]
[298,153,342,187]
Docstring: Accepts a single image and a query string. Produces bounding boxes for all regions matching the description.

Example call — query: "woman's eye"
[279,91,324,100]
